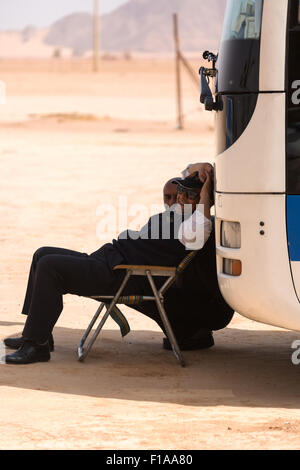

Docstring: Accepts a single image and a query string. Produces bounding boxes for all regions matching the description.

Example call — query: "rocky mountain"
[45,0,227,55]
[0,0,227,58]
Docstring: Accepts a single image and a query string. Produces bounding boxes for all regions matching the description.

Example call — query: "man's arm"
[178,209,212,250]
[178,171,214,250]
[182,162,214,182]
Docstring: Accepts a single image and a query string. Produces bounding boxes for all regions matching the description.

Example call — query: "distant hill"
[0,28,73,59]
[45,0,227,55]
[0,0,227,58]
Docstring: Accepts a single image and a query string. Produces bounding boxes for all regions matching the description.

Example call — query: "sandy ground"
[1,59,300,450]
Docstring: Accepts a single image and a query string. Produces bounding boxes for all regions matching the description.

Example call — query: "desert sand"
[0,58,300,450]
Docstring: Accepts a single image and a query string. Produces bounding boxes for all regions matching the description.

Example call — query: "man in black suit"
[131,164,234,350]
[3,166,233,364]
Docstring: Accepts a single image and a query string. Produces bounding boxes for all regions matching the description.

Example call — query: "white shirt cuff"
[178,208,212,250]
[181,164,192,179]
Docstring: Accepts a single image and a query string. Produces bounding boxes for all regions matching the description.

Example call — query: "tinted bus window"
[287,0,300,194]
[216,94,258,154]
[217,0,264,94]
[289,0,300,27]
[221,0,263,40]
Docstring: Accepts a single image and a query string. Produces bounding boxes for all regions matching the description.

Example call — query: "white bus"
[201,0,300,330]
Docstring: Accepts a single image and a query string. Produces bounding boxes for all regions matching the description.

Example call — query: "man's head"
[171,174,203,213]
[163,179,179,208]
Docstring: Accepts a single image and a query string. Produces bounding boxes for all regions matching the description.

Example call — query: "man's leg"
[4,247,90,351]
[130,287,234,351]
[4,252,128,364]
[22,253,124,344]
[21,246,89,315]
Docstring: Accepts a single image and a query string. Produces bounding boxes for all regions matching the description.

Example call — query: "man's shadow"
[1,322,300,409]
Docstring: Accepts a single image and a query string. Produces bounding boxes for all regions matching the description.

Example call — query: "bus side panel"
[216,93,285,193]
[287,195,300,300]
[215,193,300,331]
[259,0,288,91]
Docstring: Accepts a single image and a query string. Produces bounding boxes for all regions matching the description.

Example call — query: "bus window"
[217,0,264,94]
[289,0,300,27]
[287,0,300,195]
[221,0,263,41]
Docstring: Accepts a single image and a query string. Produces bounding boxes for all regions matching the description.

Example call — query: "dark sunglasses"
[177,185,200,200]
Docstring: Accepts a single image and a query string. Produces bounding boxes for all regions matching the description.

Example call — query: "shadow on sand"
[1,322,300,409]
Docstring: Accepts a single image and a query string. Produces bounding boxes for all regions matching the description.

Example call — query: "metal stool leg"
[78,302,106,361]
[146,271,185,367]
[78,271,132,361]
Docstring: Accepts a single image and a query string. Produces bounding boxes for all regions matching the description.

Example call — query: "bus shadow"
[1,324,300,409]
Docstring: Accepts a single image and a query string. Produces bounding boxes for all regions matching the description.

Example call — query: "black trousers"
[21,246,234,344]
[21,246,150,343]
[132,286,234,339]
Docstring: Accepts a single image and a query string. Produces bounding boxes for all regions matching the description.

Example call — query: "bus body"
[212,0,300,330]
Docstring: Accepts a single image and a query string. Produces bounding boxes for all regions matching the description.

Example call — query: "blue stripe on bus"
[287,195,300,261]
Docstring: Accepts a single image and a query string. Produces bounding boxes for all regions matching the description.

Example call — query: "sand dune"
[0,29,72,59]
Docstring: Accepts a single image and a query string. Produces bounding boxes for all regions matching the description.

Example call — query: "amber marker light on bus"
[223,259,242,276]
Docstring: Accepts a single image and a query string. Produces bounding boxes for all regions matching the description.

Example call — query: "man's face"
[163,181,178,208]
[176,185,201,213]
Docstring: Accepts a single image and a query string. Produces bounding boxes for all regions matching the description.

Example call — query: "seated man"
[4,174,180,356]
[132,164,234,350]
[169,162,234,347]
[3,165,234,364]
[3,168,217,365]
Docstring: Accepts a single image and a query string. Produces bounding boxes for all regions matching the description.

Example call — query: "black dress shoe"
[4,333,54,352]
[163,330,214,351]
[3,340,51,365]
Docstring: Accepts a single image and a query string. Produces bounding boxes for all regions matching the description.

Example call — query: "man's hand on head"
[200,170,214,209]
[185,163,214,183]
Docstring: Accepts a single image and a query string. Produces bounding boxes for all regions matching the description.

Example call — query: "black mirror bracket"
[199,50,223,112]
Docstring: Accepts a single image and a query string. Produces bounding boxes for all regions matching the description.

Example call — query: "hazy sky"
[0,0,129,30]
